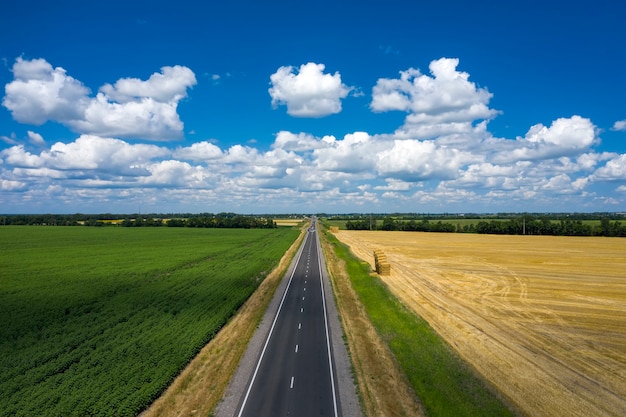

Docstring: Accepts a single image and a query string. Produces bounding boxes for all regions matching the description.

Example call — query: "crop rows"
[0,227,299,416]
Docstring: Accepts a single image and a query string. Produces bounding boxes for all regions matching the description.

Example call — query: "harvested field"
[334,231,626,417]
[274,218,306,227]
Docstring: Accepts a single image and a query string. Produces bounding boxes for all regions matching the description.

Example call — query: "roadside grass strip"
[325,231,515,417]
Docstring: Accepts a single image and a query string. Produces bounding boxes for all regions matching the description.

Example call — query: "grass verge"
[323,228,516,417]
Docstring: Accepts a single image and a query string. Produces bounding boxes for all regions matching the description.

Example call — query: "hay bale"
[373,250,391,275]
[330,226,339,233]
[378,263,391,275]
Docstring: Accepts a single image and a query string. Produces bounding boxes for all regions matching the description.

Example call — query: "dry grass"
[139,230,306,417]
[334,231,626,417]
[320,230,426,417]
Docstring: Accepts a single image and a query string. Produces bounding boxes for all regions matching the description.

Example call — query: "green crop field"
[0,226,299,417]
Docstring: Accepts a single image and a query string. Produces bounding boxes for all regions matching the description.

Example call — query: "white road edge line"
[290,376,295,389]
[236,232,307,417]
[316,229,340,417]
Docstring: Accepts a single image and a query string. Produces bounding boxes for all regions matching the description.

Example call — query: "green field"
[0,226,299,417]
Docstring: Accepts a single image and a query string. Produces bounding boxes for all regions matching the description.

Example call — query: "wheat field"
[274,218,306,227]
[334,231,626,417]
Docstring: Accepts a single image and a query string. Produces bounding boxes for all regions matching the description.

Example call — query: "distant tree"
[345,220,370,230]
[402,220,418,231]
[166,218,186,227]
[381,217,399,231]
[430,221,455,233]
[265,217,277,228]
[600,217,612,236]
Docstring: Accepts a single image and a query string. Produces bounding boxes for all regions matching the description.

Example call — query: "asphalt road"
[235,222,339,417]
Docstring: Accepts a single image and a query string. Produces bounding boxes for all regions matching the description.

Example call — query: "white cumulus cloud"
[489,116,598,163]
[3,57,90,124]
[1,135,168,176]
[173,141,223,161]
[376,139,472,180]
[371,58,499,139]
[612,119,626,131]
[70,93,186,140]
[272,131,331,152]
[269,62,352,117]
[2,58,196,141]
[27,131,45,146]
[100,65,196,103]
[524,116,596,149]
[140,160,212,187]
[2,55,625,213]
[592,154,626,180]
[313,132,381,173]
[0,179,27,191]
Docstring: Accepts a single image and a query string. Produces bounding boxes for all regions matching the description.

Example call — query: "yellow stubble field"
[274,218,307,227]
[334,230,626,417]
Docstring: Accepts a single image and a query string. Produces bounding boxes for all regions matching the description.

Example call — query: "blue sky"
[1,0,625,214]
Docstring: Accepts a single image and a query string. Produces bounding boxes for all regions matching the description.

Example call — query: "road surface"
[236,220,339,416]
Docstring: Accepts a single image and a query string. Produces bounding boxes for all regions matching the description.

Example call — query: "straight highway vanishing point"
[235,219,339,417]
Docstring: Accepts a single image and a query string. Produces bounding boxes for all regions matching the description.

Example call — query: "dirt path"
[334,231,626,417]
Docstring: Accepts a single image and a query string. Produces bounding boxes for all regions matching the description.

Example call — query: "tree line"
[0,212,277,229]
[346,215,626,237]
